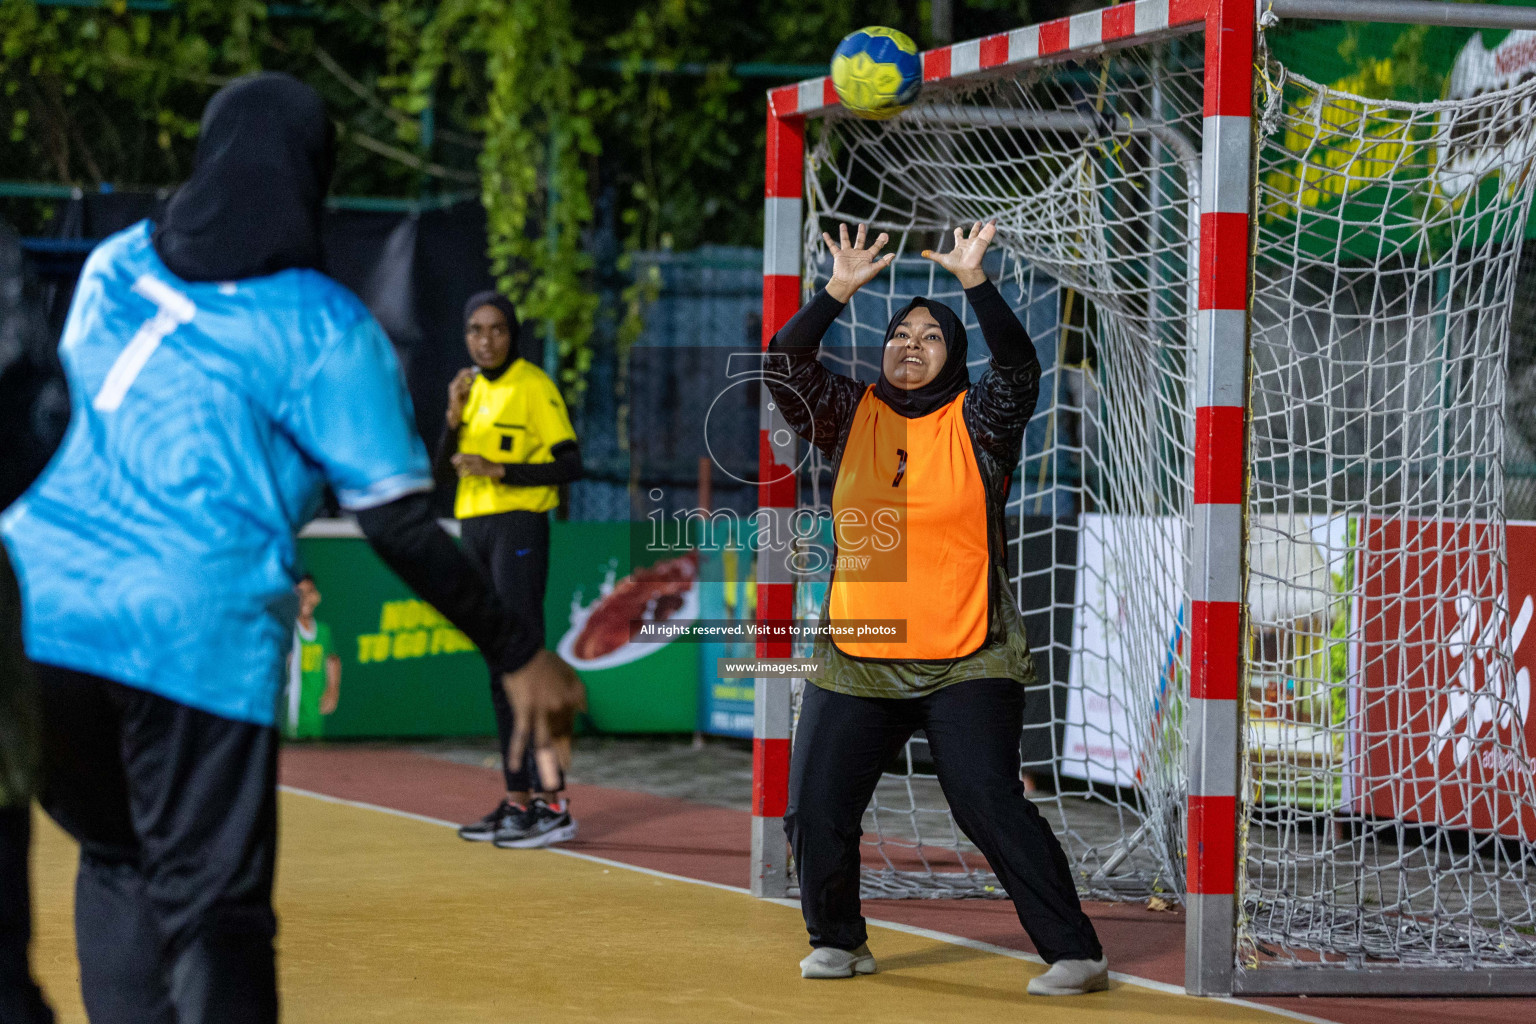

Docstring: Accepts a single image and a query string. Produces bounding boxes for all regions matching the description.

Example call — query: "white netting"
[793,38,1206,904]
[1242,60,1536,971]
[783,27,1536,977]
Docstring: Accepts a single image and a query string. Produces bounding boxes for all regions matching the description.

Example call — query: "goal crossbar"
[755,0,1536,999]
[1269,0,1536,30]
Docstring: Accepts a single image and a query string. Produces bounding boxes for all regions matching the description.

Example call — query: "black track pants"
[785,678,1103,964]
[1,545,53,1023]
[460,509,555,793]
[0,804,54,1024]
[34,664,279,1024]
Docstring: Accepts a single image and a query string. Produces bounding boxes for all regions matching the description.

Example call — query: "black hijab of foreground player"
[463,290,521,382]
[872,297,969,418]
[153,72,335,283]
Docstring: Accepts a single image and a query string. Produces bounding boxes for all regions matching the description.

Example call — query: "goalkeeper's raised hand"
[922,220,996,289]
[823,222,895,302]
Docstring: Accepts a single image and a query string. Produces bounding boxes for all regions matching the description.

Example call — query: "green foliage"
[2,0,1052,397]
[0,1,427,209]
[382,0,599,391]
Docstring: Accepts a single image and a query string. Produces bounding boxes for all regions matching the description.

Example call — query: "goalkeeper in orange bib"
[766,222,1107,996]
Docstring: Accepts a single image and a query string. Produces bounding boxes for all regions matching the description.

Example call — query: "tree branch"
[24,78,73,182]
[313,44,480,150]
[339,124,480,183]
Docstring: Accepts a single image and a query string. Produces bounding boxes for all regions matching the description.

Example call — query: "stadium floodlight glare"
[755,0,1536,999]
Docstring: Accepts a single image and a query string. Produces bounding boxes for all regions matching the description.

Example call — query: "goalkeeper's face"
[881,308,947,390]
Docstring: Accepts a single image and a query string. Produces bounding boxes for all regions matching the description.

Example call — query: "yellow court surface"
[30,792,1304,1024]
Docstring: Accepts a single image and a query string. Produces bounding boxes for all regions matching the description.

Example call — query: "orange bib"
[829,389,990,660]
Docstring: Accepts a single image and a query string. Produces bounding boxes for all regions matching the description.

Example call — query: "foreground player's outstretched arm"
[286,308,583,787]
[355,492,585,789]
[355,492,537,672]
[767,222,891,457]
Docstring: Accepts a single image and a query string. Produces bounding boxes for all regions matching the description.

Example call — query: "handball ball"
[830,27,922,120]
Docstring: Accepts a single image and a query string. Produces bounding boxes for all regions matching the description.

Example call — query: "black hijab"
[463,290,521,381]
[872,297,969,418]
[153,73,335,282]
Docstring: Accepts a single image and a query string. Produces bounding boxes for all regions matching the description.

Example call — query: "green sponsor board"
[1262,5,1536,253]
[1268,12,1512,99]
[296,520,699,738]
[546,525,701,734]
[296,532,491,738]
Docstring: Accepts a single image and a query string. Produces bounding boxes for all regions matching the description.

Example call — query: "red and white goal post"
[753,0,1536,998]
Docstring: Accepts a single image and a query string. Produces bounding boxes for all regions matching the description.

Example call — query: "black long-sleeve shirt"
[767,278,1042,476]
[763,277,1044,695]
[355,492,539,675]
[433,426,584,489]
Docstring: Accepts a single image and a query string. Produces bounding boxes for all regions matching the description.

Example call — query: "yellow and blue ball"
[830,26,922,120]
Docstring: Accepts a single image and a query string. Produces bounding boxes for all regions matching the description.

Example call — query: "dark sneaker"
[489,801,538,844]
[458,799,522,842]
[492,797,577,848]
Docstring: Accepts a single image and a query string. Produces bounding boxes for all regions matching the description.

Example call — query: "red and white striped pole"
[1185,0,1254,997]
[752,90,806,898]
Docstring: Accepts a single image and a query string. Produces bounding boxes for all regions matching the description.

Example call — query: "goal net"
[775,19,1536,981]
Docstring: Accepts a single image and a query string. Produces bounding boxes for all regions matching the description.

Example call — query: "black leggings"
[785,678,1103,964]
[460,509,555,793]
[0,805,54,1024]
[34,664,279,1024]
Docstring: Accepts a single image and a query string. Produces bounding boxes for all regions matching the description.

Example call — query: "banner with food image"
[553,539,701,734]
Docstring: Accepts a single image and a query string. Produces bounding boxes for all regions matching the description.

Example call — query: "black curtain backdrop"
[0,221,68,510]
[1012,514,1079,773]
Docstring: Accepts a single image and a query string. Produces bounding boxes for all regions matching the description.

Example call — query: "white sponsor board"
[1061,514,1183,787]
[1061,513,1354,789]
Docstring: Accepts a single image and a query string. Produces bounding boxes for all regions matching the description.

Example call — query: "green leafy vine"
[384,0,599,393]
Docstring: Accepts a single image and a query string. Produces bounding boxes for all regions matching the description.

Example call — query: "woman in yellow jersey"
[436,291,584,849]
[767,223,1106,995]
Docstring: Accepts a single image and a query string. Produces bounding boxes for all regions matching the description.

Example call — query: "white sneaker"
[1027,956,1110,995]
[799,943,877,979]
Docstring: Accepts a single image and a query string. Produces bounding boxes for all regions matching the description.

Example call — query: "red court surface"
[280,746,1536,1024]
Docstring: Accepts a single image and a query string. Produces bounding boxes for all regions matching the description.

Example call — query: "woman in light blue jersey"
[1,74,583,1024]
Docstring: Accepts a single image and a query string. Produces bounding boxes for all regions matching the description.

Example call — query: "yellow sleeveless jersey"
[454,360,576,518]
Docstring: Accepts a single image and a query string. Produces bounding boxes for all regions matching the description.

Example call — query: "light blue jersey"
[1,222,431,725]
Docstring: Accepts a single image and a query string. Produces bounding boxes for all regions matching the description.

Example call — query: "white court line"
[281,785,754,896]
[279,785,1338,1024]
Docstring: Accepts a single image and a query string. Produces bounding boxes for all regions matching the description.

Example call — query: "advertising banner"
[1062,514,1353,795]
[294,520,700,738]
[295,528,491,738]
[551,527,701,734]
[695,545,757,738]
[1263,13,1536,250]
[1356,518,1536,840]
